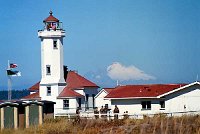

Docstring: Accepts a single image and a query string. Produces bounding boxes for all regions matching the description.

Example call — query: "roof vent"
[144,86,151,91]
[155,90,158,94]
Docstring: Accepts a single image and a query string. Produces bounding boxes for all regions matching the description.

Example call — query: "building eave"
[57,97,75,99]
[105,97,158,100]
[157,81,200,98]
[57,96,84,99]
[94,89,108,99]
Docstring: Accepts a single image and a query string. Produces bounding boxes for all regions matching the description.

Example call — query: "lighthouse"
[38,11,66,102]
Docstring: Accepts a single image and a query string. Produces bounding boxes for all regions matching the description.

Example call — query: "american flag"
[10,63,17,68]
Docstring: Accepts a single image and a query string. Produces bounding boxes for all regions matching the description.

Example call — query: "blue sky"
[0,0,200,90]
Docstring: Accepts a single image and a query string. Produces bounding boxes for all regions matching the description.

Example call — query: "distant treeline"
[0,89,30,100]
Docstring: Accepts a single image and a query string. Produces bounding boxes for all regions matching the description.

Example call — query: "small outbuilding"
[23,101,43,127]
[0,102,19,129]
[0,100,55,129]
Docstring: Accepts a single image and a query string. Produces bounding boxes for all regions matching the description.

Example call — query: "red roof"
[29,82,40,91]
[58,87,84,98]
[66,71,99,89]
[58,71,98,98]
[43,11,59,22]
[26,70,98,99]
[22,92,41,100]
[104,88,114,93]
[105,84,186,98]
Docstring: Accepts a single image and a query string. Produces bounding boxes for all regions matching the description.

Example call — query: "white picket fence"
[55,110,200,119]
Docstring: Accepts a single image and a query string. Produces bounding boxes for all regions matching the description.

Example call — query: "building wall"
[95,90,111,109]
[40,84,65,115]
[165,84,200,113]
[40,38,65,84]
[53,87,99,115]
[110,99,162,115]
[55,97,88,115]
[39,30,66,116]
[40,85,65,101]
[74,89,84,95]
[40,83,98,115]
[39,31,65,85]
[55,98,77,115]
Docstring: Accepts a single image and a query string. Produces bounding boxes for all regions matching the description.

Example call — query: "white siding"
[39,85,65,101]
[110,99,162,115]
[74,89,84,95]
[95,90,111,109]
[38,28,66,116]
[165,85,200,113]
[55,98,77,115]
[40,36,65,85]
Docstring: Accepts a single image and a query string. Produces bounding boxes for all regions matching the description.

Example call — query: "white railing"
[54,107,95,117]
[54,110,200,119]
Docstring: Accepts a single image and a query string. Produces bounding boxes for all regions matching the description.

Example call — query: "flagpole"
[7,60,12,101]
[8,76,12,101]
[8,60,10,70]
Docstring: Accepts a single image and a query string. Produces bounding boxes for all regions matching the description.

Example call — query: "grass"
[1,115,200,134]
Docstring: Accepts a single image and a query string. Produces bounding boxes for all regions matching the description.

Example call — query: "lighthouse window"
[53,41,57,49]
[47,86,51,96]
[46,65,51,75]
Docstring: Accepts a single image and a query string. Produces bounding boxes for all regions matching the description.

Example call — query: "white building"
[95,88,113,109]
[98,82,200,116]
[23,11,200,118]
[23,11,99,116]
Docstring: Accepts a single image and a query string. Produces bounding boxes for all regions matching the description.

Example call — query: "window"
[46,65,51,75]
[63,100,69,109]
[141,101,151,110]
[53,40,57,49]
[160,101,165,109]
[47,86,51,96]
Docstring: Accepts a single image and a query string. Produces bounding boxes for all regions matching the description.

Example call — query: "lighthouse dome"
[43,11,59,22]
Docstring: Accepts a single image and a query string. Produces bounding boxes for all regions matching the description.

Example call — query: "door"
[29,105,39,126]
[4,106,14,128]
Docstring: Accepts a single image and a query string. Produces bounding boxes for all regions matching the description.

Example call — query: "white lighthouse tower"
[38,11,66,104]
